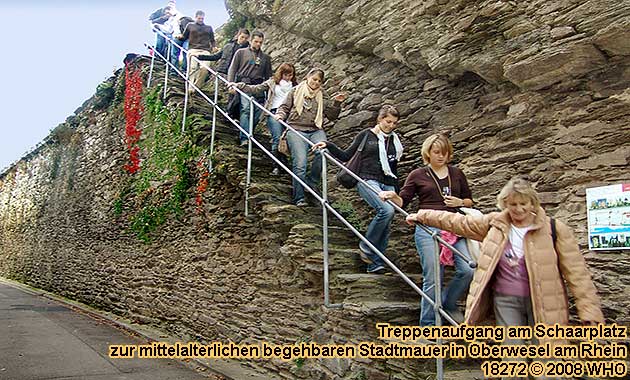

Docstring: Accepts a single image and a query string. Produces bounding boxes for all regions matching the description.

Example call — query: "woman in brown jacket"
[406,177,604,333]
[274,68,347,206]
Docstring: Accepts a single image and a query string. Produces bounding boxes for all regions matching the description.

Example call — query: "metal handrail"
[148,34,481,379]
[150,29,478,318]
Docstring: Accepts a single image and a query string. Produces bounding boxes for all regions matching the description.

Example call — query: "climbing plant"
[116,84,204,242]
[123,62,144,174]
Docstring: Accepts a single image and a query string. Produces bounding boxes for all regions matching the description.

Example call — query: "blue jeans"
[286,129,326,203]
[266,112,285,152]
[240,93,264,143]
[415,225,474,326]
[357,180,396,272]
[180,40,188,72]
[155,33,167,58]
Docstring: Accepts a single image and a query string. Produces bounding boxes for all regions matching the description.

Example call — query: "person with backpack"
[311,105,403,274]
[171,15,193,71]
[405,176,604,332]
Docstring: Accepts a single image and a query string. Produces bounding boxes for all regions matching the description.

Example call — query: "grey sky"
[0,1,228,171]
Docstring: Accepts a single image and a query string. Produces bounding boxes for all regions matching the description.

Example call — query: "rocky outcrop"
[225,0,630,242]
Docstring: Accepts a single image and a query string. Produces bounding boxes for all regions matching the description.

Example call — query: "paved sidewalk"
[0,281,215,380]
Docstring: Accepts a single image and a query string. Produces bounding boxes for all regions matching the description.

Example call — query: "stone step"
[343,301,420,325]
[334,273,423,304]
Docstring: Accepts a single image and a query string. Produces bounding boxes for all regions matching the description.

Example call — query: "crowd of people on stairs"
[147,1,604,336]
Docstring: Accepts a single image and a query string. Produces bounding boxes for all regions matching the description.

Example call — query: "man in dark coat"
[198,28,250,76]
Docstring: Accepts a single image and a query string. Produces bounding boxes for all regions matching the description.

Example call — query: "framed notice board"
[586,184,630,250]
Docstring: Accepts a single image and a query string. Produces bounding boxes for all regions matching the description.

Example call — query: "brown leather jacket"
[416,207,604,329]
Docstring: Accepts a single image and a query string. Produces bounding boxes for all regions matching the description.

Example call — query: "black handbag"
[336,133,369,189]
[226,93,240,119]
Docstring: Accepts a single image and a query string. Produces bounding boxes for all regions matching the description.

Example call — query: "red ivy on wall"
[123,64,144,174]
[195,158,210,212]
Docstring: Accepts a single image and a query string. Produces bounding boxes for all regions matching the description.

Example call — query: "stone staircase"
[152,59,482,379]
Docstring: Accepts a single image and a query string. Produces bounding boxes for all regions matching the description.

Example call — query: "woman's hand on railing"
[273,114,283,121]
[405,214,418,226]
[311,142,327,152]
[331,92,347,102]
[406,210,429,226]
[379,191,396,201]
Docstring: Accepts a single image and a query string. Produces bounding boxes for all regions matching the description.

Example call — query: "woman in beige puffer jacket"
[407,177,604,335]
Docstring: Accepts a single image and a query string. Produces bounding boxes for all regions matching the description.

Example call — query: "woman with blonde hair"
[231,62,298,175]
[274,68,347,206]
[389,133,474,325]
[406,176,604,331]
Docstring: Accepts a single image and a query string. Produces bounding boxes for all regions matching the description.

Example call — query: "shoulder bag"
[336,133,369,189]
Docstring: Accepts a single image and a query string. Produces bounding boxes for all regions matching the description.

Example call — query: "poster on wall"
[586,183,630,250]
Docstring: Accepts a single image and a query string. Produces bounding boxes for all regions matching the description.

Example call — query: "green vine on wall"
[115,86,203,242]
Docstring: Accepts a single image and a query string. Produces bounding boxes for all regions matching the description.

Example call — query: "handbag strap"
[550,217,557,250]
[356,132,369,152]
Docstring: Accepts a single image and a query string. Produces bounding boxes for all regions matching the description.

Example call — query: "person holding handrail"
[228,30,273,146]
[388,133,474,325]
[312,105,403,274]
[172,16,193,72]
[176,10,215,94]
[230,63,298,175]
[406,177,604,347]
[149,1,175,58]
[274,68,347,207]
[198,29,250,77]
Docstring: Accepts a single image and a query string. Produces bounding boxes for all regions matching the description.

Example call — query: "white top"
[506,225,532,260]
[270,80,293,110]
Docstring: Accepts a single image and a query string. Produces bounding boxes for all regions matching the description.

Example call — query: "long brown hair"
[272,63,297,85]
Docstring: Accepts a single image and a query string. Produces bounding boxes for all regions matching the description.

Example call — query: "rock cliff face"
[0,1,629,379]
[225,0,630,300]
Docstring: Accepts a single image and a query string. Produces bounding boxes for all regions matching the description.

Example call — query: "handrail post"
[163,41,170,99]
[181,59,191,133]
[322,155,331,306]
[433,233,444,380]
[147,46,156,87]
[244,97,253,217]
[209,75,218,173]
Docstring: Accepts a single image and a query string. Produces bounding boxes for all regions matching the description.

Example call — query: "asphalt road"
[0,281,213,380]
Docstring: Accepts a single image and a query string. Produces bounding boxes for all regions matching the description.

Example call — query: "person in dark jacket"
[390,133,474,325]
[176,10,215,94]
[227,30,272,146]
[172,15,193,71]
[149,1,176,57]
[198,29,250,76]
[312,105,403,274]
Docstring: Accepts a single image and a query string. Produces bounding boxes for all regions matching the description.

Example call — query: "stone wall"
[226,0,630,319]
[1,1,630,379]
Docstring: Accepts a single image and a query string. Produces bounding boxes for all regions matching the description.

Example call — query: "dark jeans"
[239,93,265,143]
